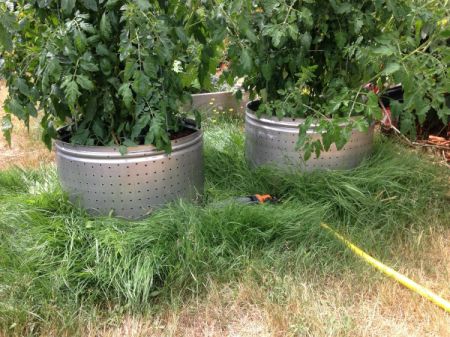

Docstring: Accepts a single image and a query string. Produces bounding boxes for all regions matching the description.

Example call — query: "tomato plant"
[365,0,450,140]
[0,0,225,152]
[220,0,449,159]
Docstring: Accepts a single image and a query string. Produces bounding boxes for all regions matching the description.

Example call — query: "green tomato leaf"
[366,91,382,120]
[287,24,299,41]
[334,3,352,14]
[272,29,284,48]
[80,0,98,11]
[354,118,369,132]
[313,140,323,158]
[15,78,32,97]
[4,97,27,121]
[131,114,150,139]
[135,0,151,11]
[414,97,430,125]
[79,52,99,72]
[100,13,112,40]
[382,62,401,75]
[61,78,81,108]
[299,8,313,29]
[61,0,76,15]
[300,32,312,50]
[71,127,90,145]
[106,0,121,8]
[74,30,87,53]
[124,59,137,81]
[92,119,106,139]
[96,43,110,57]
[1,114,12,146]
[118,83,133,108]
[261,63,273,81]
[131,72,151,97]
[0,24,12,51]
[118,145,128,156]
[100,58,112,76]
[303,143,312,161]
[240,48,253,73]
[76,75,95,91]
[335,31,347,49]
[437,106,450,125]
[372,45,396,56]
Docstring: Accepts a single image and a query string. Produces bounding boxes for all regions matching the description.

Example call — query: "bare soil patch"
[0,81,54,169]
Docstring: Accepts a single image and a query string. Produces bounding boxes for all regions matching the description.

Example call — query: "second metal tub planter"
[245,101,375,171]
[55,128,203,220]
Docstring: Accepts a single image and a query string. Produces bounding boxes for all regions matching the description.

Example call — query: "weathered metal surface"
[245,103,374,171]
[191,91,248,114]
[55,129,203,219]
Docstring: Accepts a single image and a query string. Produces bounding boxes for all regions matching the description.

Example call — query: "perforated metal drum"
[245,102,374,171]
[55,128,203,219]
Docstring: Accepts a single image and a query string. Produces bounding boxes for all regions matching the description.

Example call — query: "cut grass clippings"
[0,118,448,336]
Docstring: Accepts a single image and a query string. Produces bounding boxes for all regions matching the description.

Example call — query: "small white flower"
[172,60,183,73]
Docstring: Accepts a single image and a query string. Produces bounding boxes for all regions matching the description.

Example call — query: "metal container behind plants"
[191,91,248,115]
[55,128,203,219]
[245,102,374,171]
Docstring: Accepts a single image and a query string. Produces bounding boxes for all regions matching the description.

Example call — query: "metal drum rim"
[246,100,370,132]
[55,127,202,160]
[191,91,234,99]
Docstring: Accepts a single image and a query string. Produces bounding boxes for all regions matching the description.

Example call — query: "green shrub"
[0,1,224,151]
[220,0,449,158]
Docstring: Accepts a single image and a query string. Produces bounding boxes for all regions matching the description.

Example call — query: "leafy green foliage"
[362,0,450,139]
[0,1,16,51]
[220,0,449,157]
[1,114,12,144]
[0,1,222,151]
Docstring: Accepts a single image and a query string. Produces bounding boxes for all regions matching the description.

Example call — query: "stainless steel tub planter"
[55,129,203,219]
[191,91,248,114]
[245,103,374,171]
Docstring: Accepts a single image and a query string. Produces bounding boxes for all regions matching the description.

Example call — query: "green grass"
[0,117,448,336]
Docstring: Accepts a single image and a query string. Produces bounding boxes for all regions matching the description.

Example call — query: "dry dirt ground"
[0,82,54,169]
[69,225,450,337]
[0,82,449,336]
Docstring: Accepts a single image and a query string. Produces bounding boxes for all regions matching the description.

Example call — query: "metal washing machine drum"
[245,101,375,171]
[55,128,204,219]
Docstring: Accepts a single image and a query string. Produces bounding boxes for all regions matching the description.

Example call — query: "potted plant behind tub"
[181,41,248,116]
[221,0,420,170]
[0,1,221,219]
[190,63,248,116]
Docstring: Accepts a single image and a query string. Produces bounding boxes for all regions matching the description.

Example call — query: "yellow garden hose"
[320,223,450,313]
